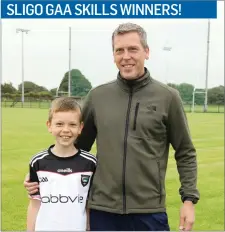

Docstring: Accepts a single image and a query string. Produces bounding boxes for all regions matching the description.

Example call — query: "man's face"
[113,32,149,80]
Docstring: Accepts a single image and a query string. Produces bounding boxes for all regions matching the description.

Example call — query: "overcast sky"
[2,2,224,90]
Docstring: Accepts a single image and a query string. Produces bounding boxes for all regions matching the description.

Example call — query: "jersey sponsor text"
[41,194,84,204]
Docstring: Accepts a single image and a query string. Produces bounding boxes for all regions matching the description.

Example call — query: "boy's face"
[47,110,83,148]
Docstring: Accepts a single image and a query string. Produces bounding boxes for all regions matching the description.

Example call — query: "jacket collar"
[116,67,151,92]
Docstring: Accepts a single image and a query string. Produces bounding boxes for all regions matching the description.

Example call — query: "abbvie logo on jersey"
[39,177,48,182]
[41,194,83,204]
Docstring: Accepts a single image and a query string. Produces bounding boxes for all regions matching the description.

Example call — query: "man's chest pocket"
[130,102,167,140]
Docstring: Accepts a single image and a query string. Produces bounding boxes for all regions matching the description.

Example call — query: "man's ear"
[145,47,150,60]
[113,53,116,63]
[46,120,52,133]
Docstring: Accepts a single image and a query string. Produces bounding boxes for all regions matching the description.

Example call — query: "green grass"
[2,108,224,230]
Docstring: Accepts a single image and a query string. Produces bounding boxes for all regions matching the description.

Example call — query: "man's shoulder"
[151,78,180,97]
[29,148,50,167]
[90,80,117,94]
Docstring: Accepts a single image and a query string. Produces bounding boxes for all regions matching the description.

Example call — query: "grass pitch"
[2,108,224,230]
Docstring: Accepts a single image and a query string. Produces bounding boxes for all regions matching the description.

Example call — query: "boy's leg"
[131,212,170,231]
[89,209,119,231]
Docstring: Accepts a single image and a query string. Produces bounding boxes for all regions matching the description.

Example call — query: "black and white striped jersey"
[29,145,96,231]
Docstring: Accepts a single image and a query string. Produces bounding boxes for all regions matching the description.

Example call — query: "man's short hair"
[112,22,149,50]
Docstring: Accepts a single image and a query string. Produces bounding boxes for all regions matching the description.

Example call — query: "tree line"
[167,83,224,105]
[1,69,224,105]
[2,69,92,101]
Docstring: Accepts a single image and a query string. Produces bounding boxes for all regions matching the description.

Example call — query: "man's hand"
[24,173,39,195]
[179,201,195,231]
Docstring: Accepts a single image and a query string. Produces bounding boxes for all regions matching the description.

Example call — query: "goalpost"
[191,87,206,113]
[192,19,210,113]
[55,86,68,97]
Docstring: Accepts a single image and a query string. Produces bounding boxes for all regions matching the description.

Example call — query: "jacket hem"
[89,204,166,214]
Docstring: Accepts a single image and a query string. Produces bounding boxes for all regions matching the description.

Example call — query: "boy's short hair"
[48,97,82,122]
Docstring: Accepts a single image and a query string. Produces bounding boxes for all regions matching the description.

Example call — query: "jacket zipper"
[157,160,162,204]
[122,87,133,213]
[133,102,140,130]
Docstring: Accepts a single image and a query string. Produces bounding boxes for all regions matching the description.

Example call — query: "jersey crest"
[81,174,90,187]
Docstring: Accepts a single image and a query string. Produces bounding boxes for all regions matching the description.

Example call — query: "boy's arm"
[86,157,96,231]
[27,199,41,232]
[86,206,90,231]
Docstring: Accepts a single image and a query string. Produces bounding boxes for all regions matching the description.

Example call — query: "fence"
[183,104,224,113]
[2,100,52,109]
[1,100,224,113]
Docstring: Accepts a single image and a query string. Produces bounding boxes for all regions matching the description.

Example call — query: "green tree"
[167,83,198,104]
[177,83,194,104]
[208,85,224,104]
[50,88,57,96]
[1,82,17,94]
[167,83,178,90]
[38,91,53,100]
[59,69,92,96]
[18,81,49,93]
[194,88,205,105]
[37,86,49,92]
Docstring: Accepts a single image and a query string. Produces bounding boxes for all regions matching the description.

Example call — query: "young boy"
[27,97,96,231]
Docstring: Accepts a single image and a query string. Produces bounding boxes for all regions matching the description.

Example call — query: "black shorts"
[90,209,170,231]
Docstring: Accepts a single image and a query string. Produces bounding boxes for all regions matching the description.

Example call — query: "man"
[24,23,199,231]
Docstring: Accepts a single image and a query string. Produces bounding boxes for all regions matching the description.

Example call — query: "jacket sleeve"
[76,90,97,152]
[167,90,200,202]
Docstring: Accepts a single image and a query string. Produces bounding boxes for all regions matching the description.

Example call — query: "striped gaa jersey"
[29,145,97,231]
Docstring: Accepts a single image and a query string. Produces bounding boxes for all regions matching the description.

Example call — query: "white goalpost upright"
[192,19,211,113]
[191,87,206,113]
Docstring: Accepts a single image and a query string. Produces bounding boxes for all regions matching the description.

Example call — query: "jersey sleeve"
[29,164,41,200]
[87,160,97,200]
[87,175,94,201]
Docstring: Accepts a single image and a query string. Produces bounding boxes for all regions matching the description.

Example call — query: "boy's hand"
[24,173,39,195]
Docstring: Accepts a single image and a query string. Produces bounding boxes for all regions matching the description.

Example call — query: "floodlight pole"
[204,19,210,112]
[162,46,172,84]
[16,28,30,108]
[68,27,71,96]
